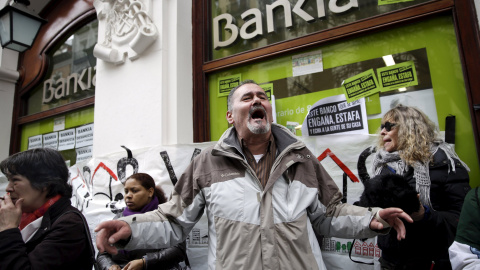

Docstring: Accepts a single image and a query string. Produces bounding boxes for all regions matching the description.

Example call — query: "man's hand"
[95,220,132,254]
[369,208,413,241]
[0,193,23,232]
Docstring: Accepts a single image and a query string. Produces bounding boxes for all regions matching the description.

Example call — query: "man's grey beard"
[247,120,271,134]
[247,105,271,134]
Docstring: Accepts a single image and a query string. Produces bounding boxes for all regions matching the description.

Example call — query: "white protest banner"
[66,134,382,270]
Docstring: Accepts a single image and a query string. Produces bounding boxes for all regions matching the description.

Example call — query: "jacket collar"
[215,123,304,157]
[27,196,72,244]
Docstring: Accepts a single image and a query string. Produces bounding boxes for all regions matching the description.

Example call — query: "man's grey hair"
[227,79,258,111]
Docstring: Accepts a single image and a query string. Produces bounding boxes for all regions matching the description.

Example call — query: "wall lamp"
[0,0,46,52]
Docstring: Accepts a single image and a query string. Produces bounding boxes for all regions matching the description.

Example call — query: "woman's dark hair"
[126,173,167,203]
[0,148,72,198]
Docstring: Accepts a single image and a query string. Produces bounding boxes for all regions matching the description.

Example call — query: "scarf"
[122,196,159,216]
[19,194,61,230]
[372,141,470,210]
[117,196,161,256]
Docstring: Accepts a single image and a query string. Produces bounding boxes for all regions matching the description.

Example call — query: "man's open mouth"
[250,106,266,120]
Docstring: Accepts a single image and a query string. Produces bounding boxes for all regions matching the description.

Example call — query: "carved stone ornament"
[93,0,158,64]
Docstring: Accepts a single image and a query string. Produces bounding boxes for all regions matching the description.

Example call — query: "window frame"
[192,0,480,165]
[10,0,97,154]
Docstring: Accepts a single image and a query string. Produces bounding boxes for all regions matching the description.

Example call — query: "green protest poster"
[218,74,242,97]
[342,69,381,103]
[378,0,414,5]
[377,61,418,92]
[260,83,274,101]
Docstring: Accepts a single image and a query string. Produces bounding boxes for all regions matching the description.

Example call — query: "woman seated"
[0,148,94,269]
[96,173,188,270]
[371,105,470,269]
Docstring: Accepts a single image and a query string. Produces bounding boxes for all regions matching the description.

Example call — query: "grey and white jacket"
[119,124,381,270]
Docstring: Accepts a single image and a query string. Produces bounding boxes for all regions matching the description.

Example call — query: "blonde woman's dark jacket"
[376,148,470,269]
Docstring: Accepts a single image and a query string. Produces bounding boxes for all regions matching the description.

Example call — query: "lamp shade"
[0,3,46,52]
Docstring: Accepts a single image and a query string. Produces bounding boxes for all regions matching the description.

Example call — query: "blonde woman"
[372,105,470,269]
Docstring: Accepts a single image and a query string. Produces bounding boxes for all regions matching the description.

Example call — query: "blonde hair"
[378,105,439,165]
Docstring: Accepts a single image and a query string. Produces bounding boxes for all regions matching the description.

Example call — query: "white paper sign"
[302,94,369,136]
[76,146,93,162]
[58,129,76,151]
[76,123,94,148]
[292,50,323,77]
[43,132,58,150]
[53,116,65,132]
[28,135,43,150]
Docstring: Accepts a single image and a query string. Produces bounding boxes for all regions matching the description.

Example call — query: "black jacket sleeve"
[96,252,117,270]
[144,241,187,270]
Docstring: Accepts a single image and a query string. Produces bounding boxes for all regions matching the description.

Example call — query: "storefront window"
[20,107,94,165]
[26,20,98,115]
[210,0,435,60]
[20,19,97,165]
[207,15,480,181]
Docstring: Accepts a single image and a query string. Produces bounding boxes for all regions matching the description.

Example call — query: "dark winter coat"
[0,197,94,270]
[377,149,470,270]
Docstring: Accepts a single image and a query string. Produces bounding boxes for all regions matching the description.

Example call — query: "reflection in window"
[26,20,98,115]
[210,0,435,60]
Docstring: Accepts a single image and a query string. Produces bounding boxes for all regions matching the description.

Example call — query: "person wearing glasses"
[371,104,470,269]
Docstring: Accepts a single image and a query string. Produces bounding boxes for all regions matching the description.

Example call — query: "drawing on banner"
[91,162,121,201]
[117,146,139,185]
[70,167,92,212]
[322,237,380,258]
[318,148,359,203]
[160,151,178,185]
[28,135,43,150]
[302,94,368,136]
[186,227,209,246]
